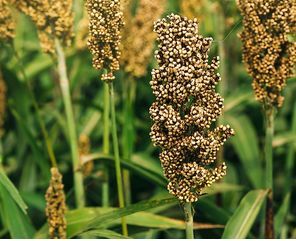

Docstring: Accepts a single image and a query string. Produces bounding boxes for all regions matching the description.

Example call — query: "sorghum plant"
[238,0,296,237]
[86,0,128,235]
[238,0,296,108]
[16,0,85,208]
[86,0,124,82]
[150,13,234,238]
[45,167,67,239]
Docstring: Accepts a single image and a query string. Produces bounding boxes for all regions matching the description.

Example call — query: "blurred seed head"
[15,0,74,54]
[150,14,234,203]
[86,0,124,82]
[238,0,296,108]
[79,134,94,177]
[0,0,15,42]
[181,0,204,20]
[45,167,67,239]
[121,0,166,77]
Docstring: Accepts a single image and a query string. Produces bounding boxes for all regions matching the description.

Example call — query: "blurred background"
[0,0,295,238]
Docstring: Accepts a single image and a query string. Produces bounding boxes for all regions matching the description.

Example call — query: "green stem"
[216,2,227,97]
[264,105,274,238]
[184,202,194,239]
[102,83,110,207]
[108,82,128,236]
[55,39,85,208]
[122,76,136,205]
[285,102,296,193]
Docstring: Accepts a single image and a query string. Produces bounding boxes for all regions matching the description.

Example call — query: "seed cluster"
[0,0,15,42]
[150,14,234,203]
[15,0,74,54]
[238,0,296,107]
[121,0,166,77]
[0,72,6,137]
[86,0,124,82]
[45,167,67,239]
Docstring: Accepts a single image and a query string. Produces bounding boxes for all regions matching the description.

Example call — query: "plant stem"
[55,39,85,208]
[285,102,296,193]
[122,75,136,205]
[184,202,194,239]
[108,82,128,236]
[264,105,274,239]
[102,83,110,207]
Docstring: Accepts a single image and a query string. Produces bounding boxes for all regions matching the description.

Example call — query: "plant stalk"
[102,83,110,207]
[108,82,128,236]
[55,39,85,208]
[122,75,136,205]
[184,202,194,239]
[264,105,274,239]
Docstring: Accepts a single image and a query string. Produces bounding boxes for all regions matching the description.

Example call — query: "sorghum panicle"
[150,14,234,203]
[0,0,15,42]
[0,72,6,137]
[15,0,74,54]
[45,167,67,239]
[238,0,296,108]
[86,0,124,82]
[121,0,166,77]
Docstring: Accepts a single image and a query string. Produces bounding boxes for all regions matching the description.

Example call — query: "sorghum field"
[0,0,295,239]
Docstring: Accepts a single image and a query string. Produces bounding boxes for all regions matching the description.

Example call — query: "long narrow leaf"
[222,189,268,238]
[0,184,35,238]
[0,168,28,214]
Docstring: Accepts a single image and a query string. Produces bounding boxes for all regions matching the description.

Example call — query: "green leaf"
[275,193,291,238]
[224,89,255,113]
[0,183,35,238]
[197,199,231,225]
[222,189,268,238]
[0,168,28,214]
[84,153,167,187]
[81,229,131,239]
[224,115,262,188]
[204,182,244,195]
[70,198,177,237]
[273,133,296,148]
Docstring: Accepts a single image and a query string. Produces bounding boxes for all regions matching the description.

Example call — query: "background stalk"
[108,82,128,236]
[184,202,194,239]
[122,75,136,205]
[264,105,275,239]
[55,39,85,208]
[102,83,110,207]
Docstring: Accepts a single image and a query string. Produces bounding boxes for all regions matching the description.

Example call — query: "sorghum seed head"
[0,0,15,42]
[150,14,234,203]
[121,0,166,77]
[238,0,296,108]
[15,0,74,54]
[45,167,67,239]
[86,0,124,82]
